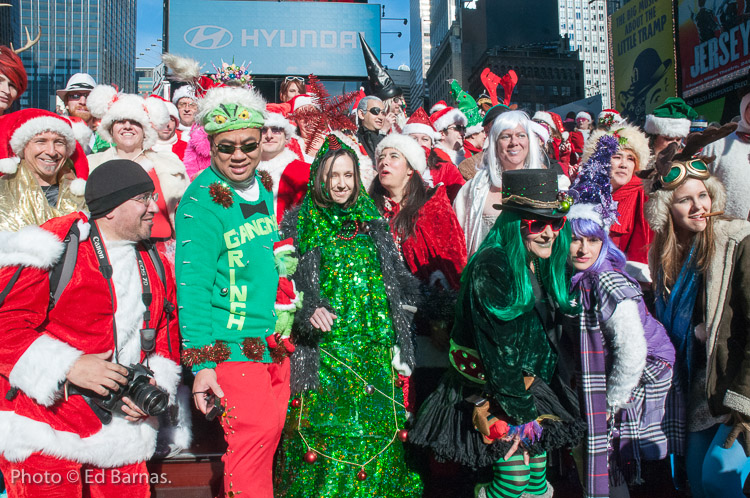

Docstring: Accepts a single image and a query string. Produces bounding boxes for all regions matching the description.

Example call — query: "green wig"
[472,210,578,321]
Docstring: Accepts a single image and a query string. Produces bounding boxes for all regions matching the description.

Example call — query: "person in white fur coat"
[0,160,184,497]
[701,94,750,220]
[86,85,189,239]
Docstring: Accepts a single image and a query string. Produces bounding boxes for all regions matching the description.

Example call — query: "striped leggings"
[485,452,548,498]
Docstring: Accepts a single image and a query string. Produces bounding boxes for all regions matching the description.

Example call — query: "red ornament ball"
[304,451,317,463]
[398,429,409,442]
[291,398,301,408]
[396,377,404,387]
[356,469,368,481]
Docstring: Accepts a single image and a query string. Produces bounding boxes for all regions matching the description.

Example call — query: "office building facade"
[11,0,136,110]
[408,0,431,113]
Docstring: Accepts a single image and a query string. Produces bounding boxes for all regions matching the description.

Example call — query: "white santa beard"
[106,240,146,366]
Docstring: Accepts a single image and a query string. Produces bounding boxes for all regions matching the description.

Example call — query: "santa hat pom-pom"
[562,131,569,140]
[145,97,170,128]
[69,178,86,197]
[0,156,20,174]
[68,119,93,146]
[87,85,118,119]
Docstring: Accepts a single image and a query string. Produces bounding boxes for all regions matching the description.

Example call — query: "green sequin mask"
[296,135,382,254]
[203,102,264,135]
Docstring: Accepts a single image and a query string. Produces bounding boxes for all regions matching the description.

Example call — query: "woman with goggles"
[411,169,583,498]
[279,76,305,103]
[644,125,750,498]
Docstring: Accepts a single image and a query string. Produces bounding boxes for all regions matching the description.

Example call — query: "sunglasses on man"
[521,217,566,234]
[367,107,384,116]
[214,142,260,155]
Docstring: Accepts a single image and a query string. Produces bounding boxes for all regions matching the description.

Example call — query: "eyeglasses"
[67,92,88,101]
[660,158,710,190]
[285,76,305,83]
[177,102,198,110]
[131,192,159,205]
[261,126,285,135]
[447,124,466,133]
[215,142,260,155]
[367,107,383,116]
[521,217,566,234]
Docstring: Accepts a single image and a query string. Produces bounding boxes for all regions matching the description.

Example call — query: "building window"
[550,85,559,95]
[562,86,571,96]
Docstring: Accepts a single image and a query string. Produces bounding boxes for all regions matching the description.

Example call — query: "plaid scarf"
[572,269,610,498]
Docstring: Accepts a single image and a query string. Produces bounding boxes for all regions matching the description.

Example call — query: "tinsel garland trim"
[181,341,231,367]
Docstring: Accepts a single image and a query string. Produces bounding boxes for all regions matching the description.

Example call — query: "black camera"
[77,364,169,424]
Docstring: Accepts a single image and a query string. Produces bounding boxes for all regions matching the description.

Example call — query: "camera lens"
[128,377,169,416]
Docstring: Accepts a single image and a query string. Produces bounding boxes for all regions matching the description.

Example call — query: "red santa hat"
[375,133,432,186]
[576,111,592,121]
[88,85,170,150]
[598,109,623,128]
[430,106,468,132]
[403,107,441,142]
[288,94,318,112]
[0,108,78,175]
[265,105,296,139]
[430,100,448,115]
[274,238,295,256]
[532,111,555,131]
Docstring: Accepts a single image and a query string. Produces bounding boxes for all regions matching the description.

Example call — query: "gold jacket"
[0,161,86,232]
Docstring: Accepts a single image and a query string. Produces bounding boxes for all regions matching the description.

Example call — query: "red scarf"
[463,139,482,158]
[611,176,652,265]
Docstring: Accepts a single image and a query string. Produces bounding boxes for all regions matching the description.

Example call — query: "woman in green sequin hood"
[274,135,423,497]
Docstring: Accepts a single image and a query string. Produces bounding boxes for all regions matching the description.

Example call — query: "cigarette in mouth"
[700,211,724,218]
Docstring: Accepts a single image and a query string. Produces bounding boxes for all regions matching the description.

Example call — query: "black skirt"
[409,369,586,470]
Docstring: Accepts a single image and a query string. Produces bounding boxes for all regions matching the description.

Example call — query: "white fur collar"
[107,240,145,366]
[0,225,64,269]
[259,148,297,175]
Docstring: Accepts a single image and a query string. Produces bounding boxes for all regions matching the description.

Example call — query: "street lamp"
[383,31,402,38]
[382,17,408,25]
[381,52,394,59]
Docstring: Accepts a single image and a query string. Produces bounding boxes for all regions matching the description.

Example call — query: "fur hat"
[0,108,77,174]
[88,85,170,150]
[430,106,467,132]
[375,133,432,186]
[644,175,725,234]
[644,97,697,138]
[403,107,440,141]
[581,124,651,172]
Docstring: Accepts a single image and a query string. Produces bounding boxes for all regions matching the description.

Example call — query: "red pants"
[0,453,149,498]
[215,359,290,498]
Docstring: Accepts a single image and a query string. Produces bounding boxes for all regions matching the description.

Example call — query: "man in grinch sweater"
[175,86,289,498]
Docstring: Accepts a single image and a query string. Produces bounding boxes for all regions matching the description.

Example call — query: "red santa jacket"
[611,176,653,272]
[258,149,311,224]
[0,212,181,467]
[429,147,466,204]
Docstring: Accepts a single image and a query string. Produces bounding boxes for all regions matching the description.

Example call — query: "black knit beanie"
[85,159,154,219]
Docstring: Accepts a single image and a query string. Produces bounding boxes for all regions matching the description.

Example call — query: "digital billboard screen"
[168,0,381,77]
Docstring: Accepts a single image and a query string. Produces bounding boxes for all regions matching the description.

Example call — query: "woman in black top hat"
[410,169,583,498]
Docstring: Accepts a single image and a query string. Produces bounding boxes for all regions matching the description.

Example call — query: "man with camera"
[0,159,182,497]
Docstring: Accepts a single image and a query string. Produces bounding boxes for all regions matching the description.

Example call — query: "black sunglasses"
[215,142,259,155]
[367,107,383,116]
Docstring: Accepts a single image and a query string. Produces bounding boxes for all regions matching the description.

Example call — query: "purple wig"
[569,217,626,273]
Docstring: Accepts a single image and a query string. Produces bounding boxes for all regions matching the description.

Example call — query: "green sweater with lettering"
[176,167,279,371]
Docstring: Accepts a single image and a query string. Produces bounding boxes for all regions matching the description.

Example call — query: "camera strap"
[89,221,154,363]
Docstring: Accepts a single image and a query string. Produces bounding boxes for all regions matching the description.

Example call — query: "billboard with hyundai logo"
[168,0,381,77]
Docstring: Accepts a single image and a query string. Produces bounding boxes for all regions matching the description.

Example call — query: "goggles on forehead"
[660,158,710,190]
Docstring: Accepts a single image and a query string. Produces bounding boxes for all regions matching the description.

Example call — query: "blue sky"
[135,0,411,70]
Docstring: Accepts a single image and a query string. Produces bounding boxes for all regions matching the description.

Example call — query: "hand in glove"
[723,410,750,455]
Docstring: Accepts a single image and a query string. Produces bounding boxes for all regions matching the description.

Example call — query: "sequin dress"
[274,137,422,497]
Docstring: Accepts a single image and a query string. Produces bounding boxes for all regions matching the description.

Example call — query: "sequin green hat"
[196,86,266,135]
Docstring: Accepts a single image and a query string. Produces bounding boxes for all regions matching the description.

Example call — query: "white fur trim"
[171,85,196,105]
[0,410,159,466]
[466,124,484,137]
[567,203,606,228]
[581,125,651,173]
[644,115,691,138]
[533,111,555,130]
[557,174,571,191]
[624,261,652,283]
[429,101,447,115]
[724,390,750,417]
[601,299,648,408]
[645,176,726,234]
[69,178,86,197]
[197,87,267,129]
[432,108,467,131]
[0,225,64,269]
[148,354,181,405]
[0,156,20,174]
[576,111,592,121]
[10,117,76,157]
[144,97,171,129]
[274,242,295,255]
[69,120,93,146]
[165,101,179,120]
[403,123,440,142]
[529,121,550,144]
[8,335,83,407]
[376,134,431,186]
[77,219,90,240]
[264,112,296,138]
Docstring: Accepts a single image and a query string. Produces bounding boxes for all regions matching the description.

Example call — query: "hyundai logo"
[184,26,233,50]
